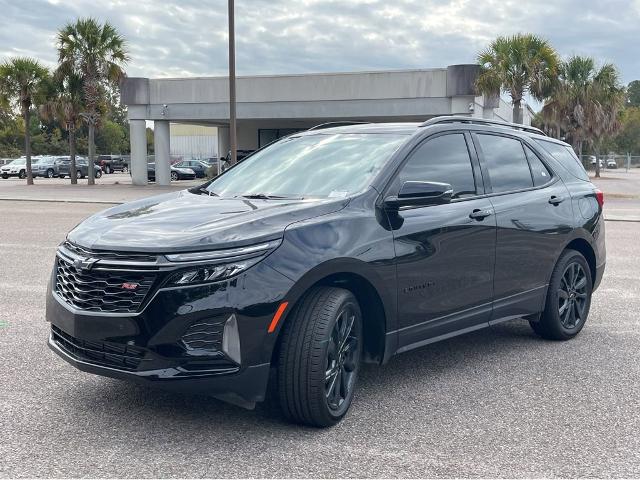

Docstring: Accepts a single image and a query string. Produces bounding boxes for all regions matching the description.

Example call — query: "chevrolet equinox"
[46,117,606,427]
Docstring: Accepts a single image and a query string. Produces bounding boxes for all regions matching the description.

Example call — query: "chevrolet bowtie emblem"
[74,257,99,271]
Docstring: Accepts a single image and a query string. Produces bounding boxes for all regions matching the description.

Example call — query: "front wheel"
[277,287,362,427]
[18,170,26,179]
[58,174,64,179]
[104,165,111,174]
[122,166,129,173]
[76,170,83,179]
[170,171,179,181]
[530,249,593,340]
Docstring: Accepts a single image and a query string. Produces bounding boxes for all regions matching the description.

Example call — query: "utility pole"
[228,0,237,166]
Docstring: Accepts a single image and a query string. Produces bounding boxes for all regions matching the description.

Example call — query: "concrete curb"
[0,197,122,205]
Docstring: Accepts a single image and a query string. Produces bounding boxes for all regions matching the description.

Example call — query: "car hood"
[67,190,349,253]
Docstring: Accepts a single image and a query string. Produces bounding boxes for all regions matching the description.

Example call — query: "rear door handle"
[469,209,493,220]
[548,195,565,205]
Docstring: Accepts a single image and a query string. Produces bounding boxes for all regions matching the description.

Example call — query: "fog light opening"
[222,314,241,364]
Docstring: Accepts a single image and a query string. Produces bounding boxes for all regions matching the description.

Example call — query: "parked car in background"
[146,163,196,182]
[32,156,61,178]
[606,159,617,169]
[58,158,103,179]
[97,155,127,174]
[46,117,605,427]
[0,157,27,179]
[173,160,210,178]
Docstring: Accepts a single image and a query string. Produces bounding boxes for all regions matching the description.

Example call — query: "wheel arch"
[564,237,597,284]
[270,259,396,367]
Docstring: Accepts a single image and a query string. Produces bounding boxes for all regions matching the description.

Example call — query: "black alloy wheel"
[46,169,54,178]
[277,287,362,427]
[558,262,588,329]
[325,306,360,412]
[530,249,592,340]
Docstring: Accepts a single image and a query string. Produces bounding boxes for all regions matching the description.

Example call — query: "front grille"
[51,325,148,371]
[181,320,225,351]
[55,255,157,313]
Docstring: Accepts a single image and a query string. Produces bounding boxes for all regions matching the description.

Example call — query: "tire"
[76,171,83,179]
[58,174,64,179]
[277,287,363,427]
[1,173,8,179]
[19,170,26,179]
[95,170,102,179]
[122,166,129,173]
[171,171,179,181]
[530,249,593,340]
[46,169,54,178]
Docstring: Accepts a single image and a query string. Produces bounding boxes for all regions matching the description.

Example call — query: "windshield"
[207,133,407,198]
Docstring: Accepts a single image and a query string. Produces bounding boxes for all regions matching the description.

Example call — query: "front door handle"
[548,195,565,205]
[469,209,493,220]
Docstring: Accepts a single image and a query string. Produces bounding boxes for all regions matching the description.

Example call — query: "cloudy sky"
[0,0,638,84]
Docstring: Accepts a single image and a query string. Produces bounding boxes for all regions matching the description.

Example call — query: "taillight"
[595,189,604,207]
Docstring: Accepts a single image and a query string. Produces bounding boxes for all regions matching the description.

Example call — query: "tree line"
[0,17,137,185]
[475,33,637,177]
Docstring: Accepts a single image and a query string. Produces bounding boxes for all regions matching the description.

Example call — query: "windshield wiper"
[197,187,218,196]
[240,193,301,200]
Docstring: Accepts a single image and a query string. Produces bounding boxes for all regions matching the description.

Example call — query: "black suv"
[46,117,605,427]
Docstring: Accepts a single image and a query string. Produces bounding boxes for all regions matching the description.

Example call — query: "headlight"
[165,240,281,286]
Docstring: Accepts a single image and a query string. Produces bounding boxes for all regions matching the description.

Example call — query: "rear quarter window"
[534,139,590,182]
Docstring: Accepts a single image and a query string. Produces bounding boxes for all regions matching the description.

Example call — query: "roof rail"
[307,121,369,131]
[420,116,546,136]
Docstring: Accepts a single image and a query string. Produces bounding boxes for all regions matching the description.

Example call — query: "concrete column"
[218,126,230,158]
[154,121,171,185]
[217,126,230,174]
[130,120,148,186]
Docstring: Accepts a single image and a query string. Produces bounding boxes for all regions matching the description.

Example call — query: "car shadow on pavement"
[57,318,545,433]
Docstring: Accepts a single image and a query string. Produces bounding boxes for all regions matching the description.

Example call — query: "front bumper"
[46,260,294,406]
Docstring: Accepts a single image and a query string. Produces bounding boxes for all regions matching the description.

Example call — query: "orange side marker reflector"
[268,302,289,333]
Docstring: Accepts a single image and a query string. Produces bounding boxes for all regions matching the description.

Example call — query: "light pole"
[228,0,237,165]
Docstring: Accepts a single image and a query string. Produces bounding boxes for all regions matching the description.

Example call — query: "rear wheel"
[530,249,592,340]
[105,165,111,174]
[46,169,54,178]
[76,170,83,179]
[122,165,129,173]
[18,170,26,179]
[171,171,179,181]
[277,287,362,427]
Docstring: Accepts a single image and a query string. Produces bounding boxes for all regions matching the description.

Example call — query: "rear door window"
[476,134,533,193]
[534,139,589,181]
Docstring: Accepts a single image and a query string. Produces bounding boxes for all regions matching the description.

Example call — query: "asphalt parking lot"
[1,179,640,477]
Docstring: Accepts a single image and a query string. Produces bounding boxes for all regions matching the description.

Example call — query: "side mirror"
[384,181,453,210]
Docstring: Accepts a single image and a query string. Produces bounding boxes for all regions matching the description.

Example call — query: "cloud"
[0,0,637,84]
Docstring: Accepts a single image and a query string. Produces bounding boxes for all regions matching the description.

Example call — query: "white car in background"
[0,157,27,179]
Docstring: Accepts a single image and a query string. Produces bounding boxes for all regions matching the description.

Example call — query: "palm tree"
[41,72,84,184]
[0,57,49,185]
[542,56,626,177]
[476,34,559,124]
[57,18,129,185]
